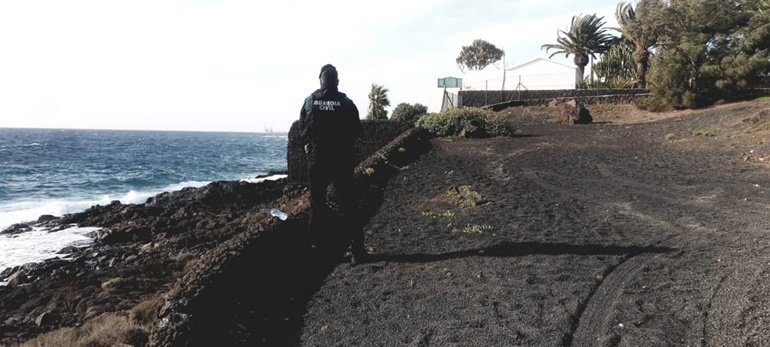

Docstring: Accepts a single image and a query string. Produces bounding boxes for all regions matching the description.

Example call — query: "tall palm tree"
[541,14,614,87]
[367,84,390,120]
[615,0,666,88]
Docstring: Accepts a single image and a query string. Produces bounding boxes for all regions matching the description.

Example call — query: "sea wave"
[0,180,208,231]
[0,226,98,273]
[0,176,284,232]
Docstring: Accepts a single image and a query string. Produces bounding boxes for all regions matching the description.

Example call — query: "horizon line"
[0,126,289,134]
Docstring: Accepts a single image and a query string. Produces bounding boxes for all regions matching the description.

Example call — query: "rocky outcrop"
[0,176,288,345]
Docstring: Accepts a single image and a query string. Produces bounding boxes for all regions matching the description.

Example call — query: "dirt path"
[297,102,770,346]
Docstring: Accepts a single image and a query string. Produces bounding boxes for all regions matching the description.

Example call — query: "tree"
[391,103,428,124]
[641,0,770,109]
[541,14,615,87]
[367,84,390,120]
[594,38,638,88]
[615,0,667,88]
[456,39,505,72]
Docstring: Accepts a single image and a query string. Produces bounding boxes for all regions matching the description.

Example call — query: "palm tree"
[541,14,614,87]
[367,84,390,120]
[615,0,666,88]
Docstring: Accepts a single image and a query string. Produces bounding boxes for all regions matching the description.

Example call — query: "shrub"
[101,277,125,290]
[391,103,428,124]
[130,297,163,329]
[692,129,717,137]
[446,185,483,208]
[416,107,514,137]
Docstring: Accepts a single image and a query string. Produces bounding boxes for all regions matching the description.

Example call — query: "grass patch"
[23,312,148,347]
[452,224,493,234]
[746,121,770,133]
[130,297,163,329]
[692,129,717,137]
[446,185,483,208]
[754,96,770,102]
[100,277,126,290]
[422,210,455,218]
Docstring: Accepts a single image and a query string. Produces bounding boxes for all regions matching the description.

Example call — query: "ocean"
[0,128,287,273]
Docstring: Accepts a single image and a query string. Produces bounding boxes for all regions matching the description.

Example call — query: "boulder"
[35,311,60,327]
[1,223,32,235]
[37,215,57,223]
[555,99,592,125]
[6,271,29,287]
[459,119,487,138]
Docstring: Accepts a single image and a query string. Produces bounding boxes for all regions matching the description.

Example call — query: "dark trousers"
[307,158,363,251]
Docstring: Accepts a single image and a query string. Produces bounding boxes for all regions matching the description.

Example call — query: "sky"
[0,0,620,133]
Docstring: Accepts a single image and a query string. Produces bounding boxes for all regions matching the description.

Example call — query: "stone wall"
[459,89,649,108]
[287,120,412,183]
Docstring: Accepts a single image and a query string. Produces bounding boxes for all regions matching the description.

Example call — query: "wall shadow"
[369,241,675,264]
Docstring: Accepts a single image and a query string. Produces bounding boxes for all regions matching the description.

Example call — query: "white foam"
[0,180,214,231]
[241,174,287,184]
[0,176,284,280]
[0,226,98,276]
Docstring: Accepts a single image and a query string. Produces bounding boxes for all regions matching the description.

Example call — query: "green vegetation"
[101,277,126,290]
[692,129,717,137]
[746,121,770,133]
[612,0,667,88]
[452,224,494,234]
[391,103,428,124]
[416,107,515,137]
[541,14,614,87]
[422,210,456,218]
[640,0,770,110]
[364,167,375,176]
[446,185,483,208]
[455,39,504,72]
[533,0,770,109]
[367,84,390,120]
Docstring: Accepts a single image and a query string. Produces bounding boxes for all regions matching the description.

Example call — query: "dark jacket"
[299,88,361,162]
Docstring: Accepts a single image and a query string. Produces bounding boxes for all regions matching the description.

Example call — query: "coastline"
[0,173,288,285]
[0,172,290,344]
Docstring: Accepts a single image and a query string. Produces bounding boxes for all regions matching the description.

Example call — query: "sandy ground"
[296,101,770,346]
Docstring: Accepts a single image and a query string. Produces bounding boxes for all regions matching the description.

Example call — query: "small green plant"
[364,167,375,176]
[422,210,455,218]
[101,277,126,289]
[692,129,717,137]
[452,224,493,234]
[446,185,483,208]
[398,147,406,153]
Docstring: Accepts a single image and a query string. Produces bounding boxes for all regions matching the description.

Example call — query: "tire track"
[568,252,662,347]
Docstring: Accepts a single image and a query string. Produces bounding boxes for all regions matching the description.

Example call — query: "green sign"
[438,77,462,88]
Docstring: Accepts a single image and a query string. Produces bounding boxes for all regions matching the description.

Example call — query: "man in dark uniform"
[299,64,366,264]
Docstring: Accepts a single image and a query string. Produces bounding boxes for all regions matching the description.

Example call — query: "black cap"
[319,64,337,78]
